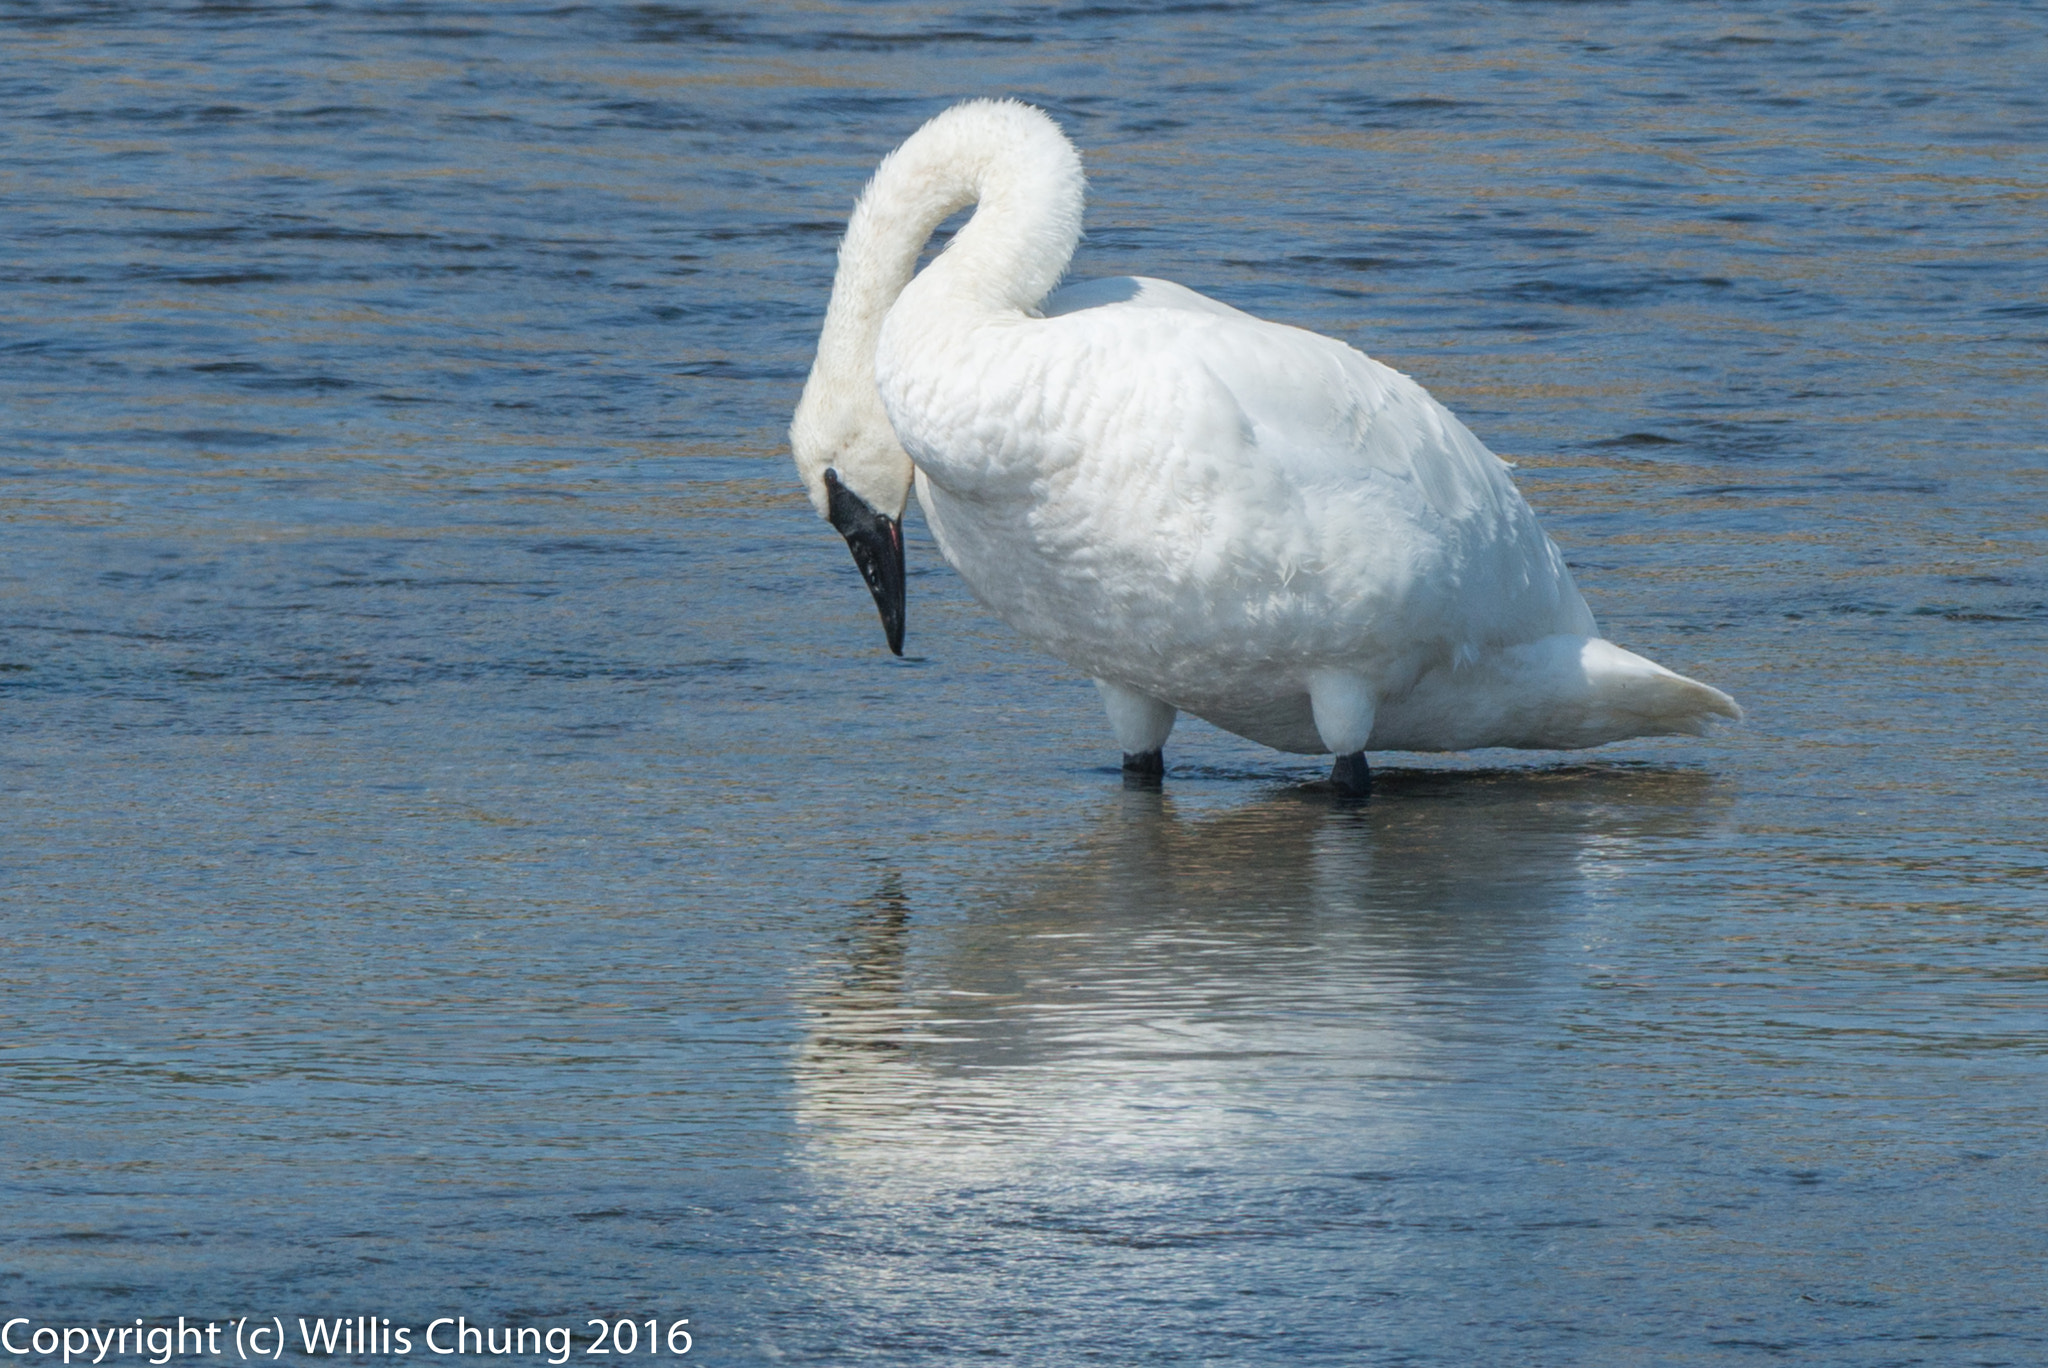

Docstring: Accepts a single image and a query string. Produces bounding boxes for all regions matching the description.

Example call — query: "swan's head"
[790,360,913,656]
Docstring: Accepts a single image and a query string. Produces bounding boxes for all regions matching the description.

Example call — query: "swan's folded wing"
[1177,311,1522,521]
[1050,292,1596,645]
[1043,282,1519,514]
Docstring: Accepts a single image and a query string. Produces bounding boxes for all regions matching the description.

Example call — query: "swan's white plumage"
[792,99,1739,759]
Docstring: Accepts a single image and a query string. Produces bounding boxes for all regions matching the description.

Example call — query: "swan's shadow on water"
[1159,755,1720,798]
[797,763,1730,1137]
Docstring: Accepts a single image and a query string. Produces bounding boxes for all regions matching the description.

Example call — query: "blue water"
[4,3,2046,1364]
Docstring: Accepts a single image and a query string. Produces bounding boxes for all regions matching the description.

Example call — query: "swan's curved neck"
[812,101,1085,381]
[790,101,1084,520]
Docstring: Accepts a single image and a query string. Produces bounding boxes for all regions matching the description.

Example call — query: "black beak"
[824,468,905,656]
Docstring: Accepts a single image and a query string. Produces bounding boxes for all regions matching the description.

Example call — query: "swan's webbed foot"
[1330,751,1371,799]
[1122,749,1165,789]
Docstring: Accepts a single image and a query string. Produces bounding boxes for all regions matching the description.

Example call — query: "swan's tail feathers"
[1431,635,1739,751]
[1566,636,1741,744]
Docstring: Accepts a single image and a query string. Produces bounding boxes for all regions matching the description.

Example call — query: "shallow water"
[4,2,2046,1364]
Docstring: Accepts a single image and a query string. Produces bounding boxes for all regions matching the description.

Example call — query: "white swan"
[790,99,1738,794]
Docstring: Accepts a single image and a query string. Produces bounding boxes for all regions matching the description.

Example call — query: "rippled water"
[4,3,2045,1364]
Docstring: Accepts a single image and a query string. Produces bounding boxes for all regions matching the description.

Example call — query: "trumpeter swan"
[790,99,1738,795]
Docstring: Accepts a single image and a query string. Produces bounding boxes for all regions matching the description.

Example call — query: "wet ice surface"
[3,3,2046,1364]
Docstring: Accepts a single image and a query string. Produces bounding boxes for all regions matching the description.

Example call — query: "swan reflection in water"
[796,765,1730,1157]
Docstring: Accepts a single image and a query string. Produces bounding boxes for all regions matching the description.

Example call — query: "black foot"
[1331,751,1371,799]
[1122,749,1164,789]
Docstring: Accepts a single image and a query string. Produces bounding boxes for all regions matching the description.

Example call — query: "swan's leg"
[1094,678,1177,784]
[1121,749,1165,785]
[1330,751,1372,797]
[1307,668,1376,798]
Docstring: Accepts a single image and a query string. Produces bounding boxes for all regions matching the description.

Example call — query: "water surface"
[4,3,2045,1364]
